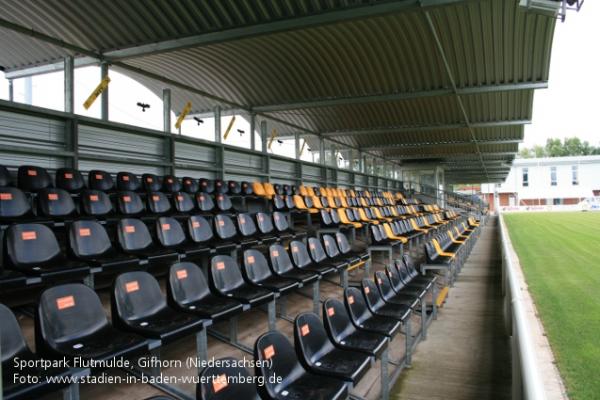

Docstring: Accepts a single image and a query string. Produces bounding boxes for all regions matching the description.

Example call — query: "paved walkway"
[392,217,512,400]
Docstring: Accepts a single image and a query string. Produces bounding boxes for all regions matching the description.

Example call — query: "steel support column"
[64,56,74,113]
[163,88,175,175]
[214,106,222,143]
[100,63,109,120]
[260,120,268,153]
[250,113,256,151]
[8,79,13,101]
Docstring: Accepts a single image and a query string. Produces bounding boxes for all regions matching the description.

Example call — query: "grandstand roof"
[0,0,559,183]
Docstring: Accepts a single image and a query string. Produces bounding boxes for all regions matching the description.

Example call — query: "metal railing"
[499,215,547,400]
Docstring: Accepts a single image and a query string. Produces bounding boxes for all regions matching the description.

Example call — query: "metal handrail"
[499,215,547,400]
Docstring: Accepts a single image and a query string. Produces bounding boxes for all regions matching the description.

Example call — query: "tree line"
[518,137,600,158]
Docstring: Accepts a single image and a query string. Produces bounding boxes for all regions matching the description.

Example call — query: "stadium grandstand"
[0,1,584,399]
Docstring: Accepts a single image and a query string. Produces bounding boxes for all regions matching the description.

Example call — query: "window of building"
[550,166,557,186]
[553,198,562,205]
[522,167,529,187]
[572,165,579,185]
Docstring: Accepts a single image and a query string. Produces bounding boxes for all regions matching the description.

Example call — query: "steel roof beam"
[391,151,515,160]
[321,119,530,138]
[253,82,547,112]
[363,138,522,151]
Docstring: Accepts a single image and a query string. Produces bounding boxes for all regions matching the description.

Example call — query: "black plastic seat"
[241,181,253,195]
[361,279,412,320]
[147,191,172,215]
[182,177,199,193]
[320,209,336,227]
[335,232,368,264]
[254,331,348,400]
[0,187,33,222]
[17,165,52,192]
[322,298,387,357]
[55,168,85,193]
[1,304,71,400]
[88,170,114,192]
[35,283,148,364]
[4,223,89,279]
[209,255,275,306]
[80,189,113,218]
[273,211,306,239]
[290,240,336,275]
[116,191,145,216]
[187,215,215,247]
[215,193,233,212]
[269,244,319,285]
[69,220,140,272]
[167,262,244,321]
[393,260,430,296]
[142,174,162,192]
[320,235,351,269]
[0,165,12,186]
[402,254,436,287]
[199,178,215,194]
[255,212,279,243]
[112,271,206,343]
[196,193,215,213]
[307,237,346,272]
[214,179,227,194]
[243,249,300,293]
[156,216,209,259]
[213,214,239,251]
[227,180,241,195]
[236,213,260,247]
[172,191,196,213]
[272,195,287,211]
[37,188,77,220]
[344,287,401,337]
[198,357,260,400]
[294,312,371,384]
[375,269,420,308]
[116,172,141,192]
[162,175,182,192]
[117,218,178,271]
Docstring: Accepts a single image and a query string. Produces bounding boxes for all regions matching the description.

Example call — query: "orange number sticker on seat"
[192,221,200,228]
[176,269,188,280]
[162,224,171,231]
[263,345,275,360]
[167,178,173,183]
[90,194,99,202]
[239,216,245,224]
[348,295,354,304]
[247,256,255,264]
[216,262,225,270]
[177,195,184,201]
[0,193,12,200]
[309,243,315,250]
[122,175,130,181]
[292,246,298,253]
[125,225,136,233]
[125,281,139,293]
[218,220,225,226]
[48,193,59,200]
[258,215,264,222]
[64,173,73,179]
[301,324,310,337]
[27,169,37,176]
[212,374,228,393]
[152,195,160,202]
[22,231,37,241]
[327,307,335,317]
[147,177,153,183]
[79,228,91,237]
[271,250,279,257]
[364,286,370,294]
[95,174,103,180]
[123,196,131,202]
[56,296,75,310]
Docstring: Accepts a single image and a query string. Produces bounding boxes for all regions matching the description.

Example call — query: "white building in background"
[481,155,600,211]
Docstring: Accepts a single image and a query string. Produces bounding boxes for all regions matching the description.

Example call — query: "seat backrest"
[116,172,141,191]
[256,212,274,235]
[117,191,145,215]
[241,181,253,195]
[294,312,334,366]
[243,249,274,284]
[199,178,215,194]
[322,234,342,258]
[272,195,286,210]
[335,232,352,255]
[55,168,85,193]
[283,185,293,196]
[289,240,312,269]
[156,216,186,247]
[382,266,404,293]
[272,211,289,232]
[307,237,328,263]
[237,213,258,238]
[0,165,12,187]
[0,303,30,366]
[148,192,171,214]
[113,271,166,323]
[5,223,61,266]
[162,175,182,192]
[118,218,153,252]
[362,278,386,311]
[268,244,294,274]
[0,187,31,219]
[187,215,214,243]
[69,220,113,258]
[214,179,227,194]
[173,192,195,213]
[210,255,244,294]
[284,195,295,210]
[37,188,76,218]
[182,177,199,193]
[402,254,418,277]
[330,208,341,224]
[371,225,384,242]
[227,180,241,195]
[36,284,109,353]
[142,174,162,192]
[168,262,211,307]
[394,259,412,283]
[215,193,232,211]
[273,183,283,195]
[322,298,355,342]
[196,193,215,212]
[254,331,304,399]
[88,170,114,191]
[18,165,52,192]
[214,214,237,240]
[198,357,259,400]
[80,189,113,216]
[344,287,371,325]
[320,209,333,226]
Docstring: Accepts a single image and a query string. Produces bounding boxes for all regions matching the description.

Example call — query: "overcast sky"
[0,3,596,149]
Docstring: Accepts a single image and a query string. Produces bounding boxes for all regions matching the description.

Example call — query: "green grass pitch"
[504,212,600,400]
